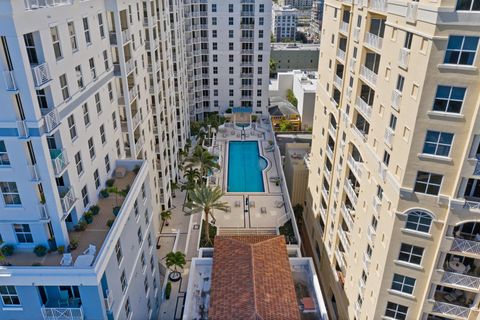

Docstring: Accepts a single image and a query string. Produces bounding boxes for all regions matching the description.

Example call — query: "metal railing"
[29,164,40,181]
[355,96,372,118]
[104,290,114,311]
[349,58,356,71]
[32,62,51,87]
[347,155,363,179]
[362,252,371,269]
[353,27,360,42]
[17,120,29,138]
[432,301,470,319]
[399,48,410,69]
[364,32,383,51]
[451,237,480,256]
[391,89,402,110]
[344,181,358,204]
[372,195,382,212]
[338,228,350,251]
[360,65,377,85]
[3,70,17,91]
[406,3,418,23]
[135,136,145,154]
[340,22,349,34]
[132,111,141,129]
[125,59,135,75]
[129,87,138,101]
[319,205,327,222]
[341,203,354,230]
[25,0,72,10]
[41,306,83,320]
[336,48,346,61]
[335,248,346,270]
[384,127,394,146]
[121,29,131,43]
[334,74,343,88]
[369,0,387,12]
[441,271,480,290]
[367,225,376,243]
[326,145,334,159]
[59,187,75,214]
[44,109,60,133]
[50,149,67,176]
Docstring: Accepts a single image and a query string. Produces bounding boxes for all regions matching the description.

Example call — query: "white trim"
[394,260,424,271]
[417,153,453,163]
[387,289,416,301]
[401,228,433,240]
[437,64,478,72]
[427,110,465,120]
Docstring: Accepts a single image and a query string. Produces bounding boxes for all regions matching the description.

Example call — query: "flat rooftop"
[4,161,142,267]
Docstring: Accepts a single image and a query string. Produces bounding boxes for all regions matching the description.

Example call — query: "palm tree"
[184,168,201,184]
[160,210,172,227]
[165,251,186,272]
[185,186,229,246]
[187,149,219,181]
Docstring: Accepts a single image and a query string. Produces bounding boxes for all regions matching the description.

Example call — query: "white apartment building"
[183,0,272,120]
[0,0,189,319]
[279,0,314,11]
[272,4,299,42]
[303,0,480,319]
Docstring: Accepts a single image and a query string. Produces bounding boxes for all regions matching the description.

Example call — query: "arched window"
[405,210,433,233]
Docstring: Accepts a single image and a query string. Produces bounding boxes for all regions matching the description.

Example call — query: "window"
[385,302,408,320]
[137,227,143,244]
[89,58,96,80]
[259,30,263,38]
[414,171,443,195]
[398,243,423,265]
[0,141,10,166]
[14,224,32,243]
[391,274,415,295]
[75,152,83,176]
[259,17,264,25]
[120,271,127,292]
[211,4,216,12]
[456,0,480,11]
[103,50,109,70]
[1,182,21,206]
[404,32,413,49]
[432,85,466,113]
[0,286,20,306]
[107,82,114,101]
[144,276,149,295]
[124,298,131,318]
[81,185,89,207]
[212,17,217,25]
[229,42,234,50]
[88,137,95,159]
[444,35,479,65]
[115,240,123,264]
[383,151,390,166]
[94,169,100,189]
[68,115,76,140]
[105,154,110,173]
[405,210,432,233]
[24,33,38,64]
[75,65,84,89]
[67,21,78,51]
[259,4,264,12]
[423,130,454,156]
[50,26,62,60]
[36,89,48,109]
[82,103,90,126]
[83,17,91,45]
[228,30,233,38]
[396,75,405,92]
[98,13,105,38]
[212,43,217,50]
[112,112,118,130]
[229,17,234,25]
[150,256,155,272]
[59,74,70,101]
[95,93,102,114]
[141,252,146,271]
[100,125,106,144]
[229,3,233,12]
[147,233,152,249]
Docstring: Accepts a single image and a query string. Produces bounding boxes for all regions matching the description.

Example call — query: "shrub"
[90,205,100,215]
[33,245,47,257]
[113,206,121,216]
[74,221,87,231]
[69,238,79,250]
[84,211,94,224]
[32,262,43,266]
[57,245,65,254]
[225,108,232,114]
[165,282,172,300]
[100,189,109,198]
[133,165,141,174]
[106,179,115,187]
[106,219,115,228]
[1,245,14,256]
[286,89,298,107]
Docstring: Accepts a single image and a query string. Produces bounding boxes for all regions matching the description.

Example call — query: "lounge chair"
[261,207,267,214]
[61,253,73,266]
[83,244,96,256]
[249,201,255,208]
[269,176,280,182]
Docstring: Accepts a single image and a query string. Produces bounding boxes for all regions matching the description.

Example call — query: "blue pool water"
[227,141,267,192]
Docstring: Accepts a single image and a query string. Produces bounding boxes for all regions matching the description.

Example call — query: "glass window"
[385,302,408,320]
[120,271,127,292]
[398,243,423,265]
[105,154,110,173]
[75,152,83,176]
[14,224,32,243]
[94,169,100,189]
[124,298,131,317]
[75,65,84,89]
[1,182,21,206]
[50,26,62,60]
[391,274,416,295]
[115,240,123,265]
[98,13,105,38]
[59,74,70,101]
[67,21,78,51]
[95,93,101,114]
[414,171,443,195]
[81,185,89,207]
[456,0,480,10]
[100,125,106,144]
[0,286,20,306]
[83,17,91,45]
[405,210,432,233]
[68,115,76,140]
[432,85,466,113]
[444,35,479,65]
[0,141,10,166]
[88,137,95,159]
[82,103,90,126]
[422,130,454,156]
[24,33,38,64]
[89,57,96,79]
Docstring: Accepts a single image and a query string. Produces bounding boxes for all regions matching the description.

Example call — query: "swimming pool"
[227,141,267,192]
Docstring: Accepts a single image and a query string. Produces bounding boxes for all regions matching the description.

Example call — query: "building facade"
[271,43,320,71]
[0,0,189,318]
[279,0,314,11]
[183,0,272,121]
[272,4,299,42]
[309,0,324,42]
[303,0,480,319]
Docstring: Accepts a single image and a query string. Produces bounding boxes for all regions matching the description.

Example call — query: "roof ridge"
[249,240,259,317]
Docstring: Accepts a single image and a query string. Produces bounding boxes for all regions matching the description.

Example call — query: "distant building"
[278,0,314,11]
[310,0,324,42]
[284,143,311,207]
[270,70,318,130]
[271,43,319,72]
[272,5,299,42]
[269,97,302,131]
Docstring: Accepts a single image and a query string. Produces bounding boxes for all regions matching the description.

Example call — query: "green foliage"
[278,119,294,131]
[190,122,203,136]
[69,238,79,250]
[161,210,172,222]
[133,165,141,174]
[279,220,298,245]
[225,108,232,114]
[269,58,278,77]
[33,245,47,257]
[90,205,100,215]
[1,244,14,256]
[165,282,172,299]
[166,251,186,271]
[57,245,65,254]
[84,211,94,224]
[106,179,115,187]
[74,221,87,232]
[100,189,109,198]
[286,89,298,107]
[106,219,115,228]
[293,204,304,218]
[200,221,217,248]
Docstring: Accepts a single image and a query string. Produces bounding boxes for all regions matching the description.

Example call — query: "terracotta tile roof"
[208,235,301,320]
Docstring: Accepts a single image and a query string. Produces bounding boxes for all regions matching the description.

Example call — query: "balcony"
[372,195,382,212]
[104,290,113,311]
[3,70,17,91]
[384,127,394,146]
[41,305,83,320]
[340,22,349,34]
[341,203,354,230]
[346,87,352,101]
[241,11,255,16]
[324,165,332,181]
[43,109,60,133]
[364,33,383,51]
[319,205,327,222]
[334,74,343,88]
[326,144,334,160]
[367,225,376,243]
[125,59,135,75]
[336,48,346,62]
[121,29,131,43]
[360,65,377,86]
[352,125,368,142]
[349,58,356,71]
[347,155,363,179]
[338,228,351,251]
[32,62,51,87]
[362,252,371,269]
[353,27,360,42]
[369,0,387,12]
[391,89,402,110]
[355,96,372,119]
[132,111,141,130]
[322,186,329,202]
[39,203,49,220]
[335,248,347,270]
[28,164,40,182]
[50,149,68,176]
[399,48,410,69]
[451,237,480,256]
[135,136,145,155]
[440,270,480,290]
[431,301,471,319]
[329,122,337,137]
[25,0,72,10]
[58,186,75,215]
[344,180,358,204]
[128,86,138,101]
[406,3,418,23]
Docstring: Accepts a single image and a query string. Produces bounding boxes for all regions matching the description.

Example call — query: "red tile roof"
[208,235,301,320]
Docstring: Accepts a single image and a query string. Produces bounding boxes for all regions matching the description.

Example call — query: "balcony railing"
[335,248,347,270]
[132,111,141,129]
[344,181,358,204]
[432,301,471,319]
[341,203,354,230]
[360,65,377,86]
[32,62,51,87]
[384,127,394,146]
[372,195,382,212]
[363,252,371,269]
[367,225,376,243]
[121,29,131,43]
[322,187,329,202]
[28,164,40,181]
[135,136,145,155]
[25,0,72,10]
[364,32,383,51]
[58,186,75,214]
[129,87,138,101]
[334,74,343,88]
[41,306,83,320]
[39,204,49,220]
[336,48,346,61]
[391,89,402,110]
[44,109,60,133]
[104,290,113,311]
[349,58,356,71]
[326,145,334,159]
[406,3,418,23]
[440,271,480,290]
[347,155,363,179]
[329,122,337,137]
[378,161,387,181]
[355,96,372,118]
[346,87,352,101]
[319,205,327,222]
[451,238,480,256]
[125,59,135,75]
[340,22,349,34]
[3,70,17,91]
[338,228,351,251]
[358,278,366,295]
[324,165,332,181]
[353,27,360,42]
[50,149,68,176]
[399,48,410,69]
[369,0,387,12]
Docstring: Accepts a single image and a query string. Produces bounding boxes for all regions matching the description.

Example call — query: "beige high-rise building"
[302,0,480,319]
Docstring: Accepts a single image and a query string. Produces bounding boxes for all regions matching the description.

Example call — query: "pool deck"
[209,121,295,233]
